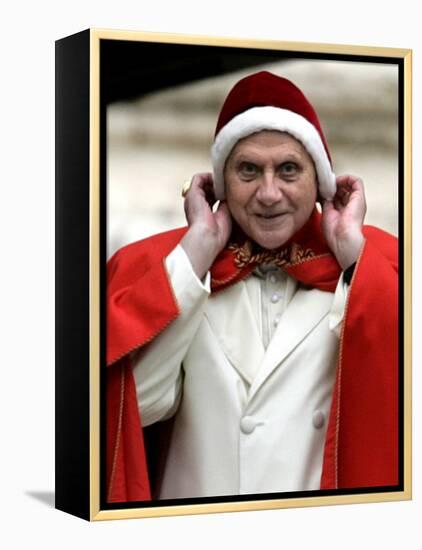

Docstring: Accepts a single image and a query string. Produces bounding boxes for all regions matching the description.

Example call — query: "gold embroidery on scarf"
[228,240,316,269]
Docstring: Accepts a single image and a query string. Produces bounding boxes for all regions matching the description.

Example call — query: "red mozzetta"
[106,210,398,503]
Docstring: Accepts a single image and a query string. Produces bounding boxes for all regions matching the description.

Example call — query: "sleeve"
[107,242,181,366]
[131,244,211,426]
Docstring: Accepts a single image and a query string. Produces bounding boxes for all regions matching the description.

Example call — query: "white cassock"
[131,245,348,499]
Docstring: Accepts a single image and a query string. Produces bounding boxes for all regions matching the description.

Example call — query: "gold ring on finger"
[181,179,192,197]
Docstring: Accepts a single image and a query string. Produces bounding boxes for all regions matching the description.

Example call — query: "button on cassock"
[240,416,257,434]
[273,314,281,327]
[312,410,325,429]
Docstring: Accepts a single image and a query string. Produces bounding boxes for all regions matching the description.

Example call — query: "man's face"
[224,130,317,250]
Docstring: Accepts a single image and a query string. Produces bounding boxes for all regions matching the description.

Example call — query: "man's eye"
[279,162,299,177]
[239,162,258,176]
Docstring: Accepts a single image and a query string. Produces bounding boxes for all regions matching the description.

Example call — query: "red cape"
[106,212,398,502]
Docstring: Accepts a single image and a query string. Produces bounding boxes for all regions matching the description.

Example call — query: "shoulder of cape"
[106,223,398,283]
[362,225,398,267]
[107,227,188,288]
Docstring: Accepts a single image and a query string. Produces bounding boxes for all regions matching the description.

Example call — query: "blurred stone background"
[107,59,398,258]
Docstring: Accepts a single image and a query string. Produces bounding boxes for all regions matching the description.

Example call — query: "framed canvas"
[55,28,412,521]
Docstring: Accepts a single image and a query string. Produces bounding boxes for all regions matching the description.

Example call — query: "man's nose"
[256,172,283,205]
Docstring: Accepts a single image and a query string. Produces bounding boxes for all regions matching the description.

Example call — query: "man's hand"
[180,173,232,279]
[321,175,367,270]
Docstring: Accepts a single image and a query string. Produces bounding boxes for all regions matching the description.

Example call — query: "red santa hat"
[211,71,336,200]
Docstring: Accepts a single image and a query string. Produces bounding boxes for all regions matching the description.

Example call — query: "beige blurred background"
[107,59,398,258]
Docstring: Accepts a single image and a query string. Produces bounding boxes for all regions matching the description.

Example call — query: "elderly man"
[106,72,398,503]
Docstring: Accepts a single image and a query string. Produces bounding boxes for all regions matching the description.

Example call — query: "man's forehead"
[229,131,311,160]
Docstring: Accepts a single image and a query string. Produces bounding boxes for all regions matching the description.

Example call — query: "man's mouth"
[256,213,285,219]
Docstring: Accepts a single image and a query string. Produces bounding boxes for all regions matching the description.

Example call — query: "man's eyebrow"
[232,151,304,163]
[231,152,261,162]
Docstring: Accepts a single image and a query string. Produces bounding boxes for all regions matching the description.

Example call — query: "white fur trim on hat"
[211,106,336,200]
